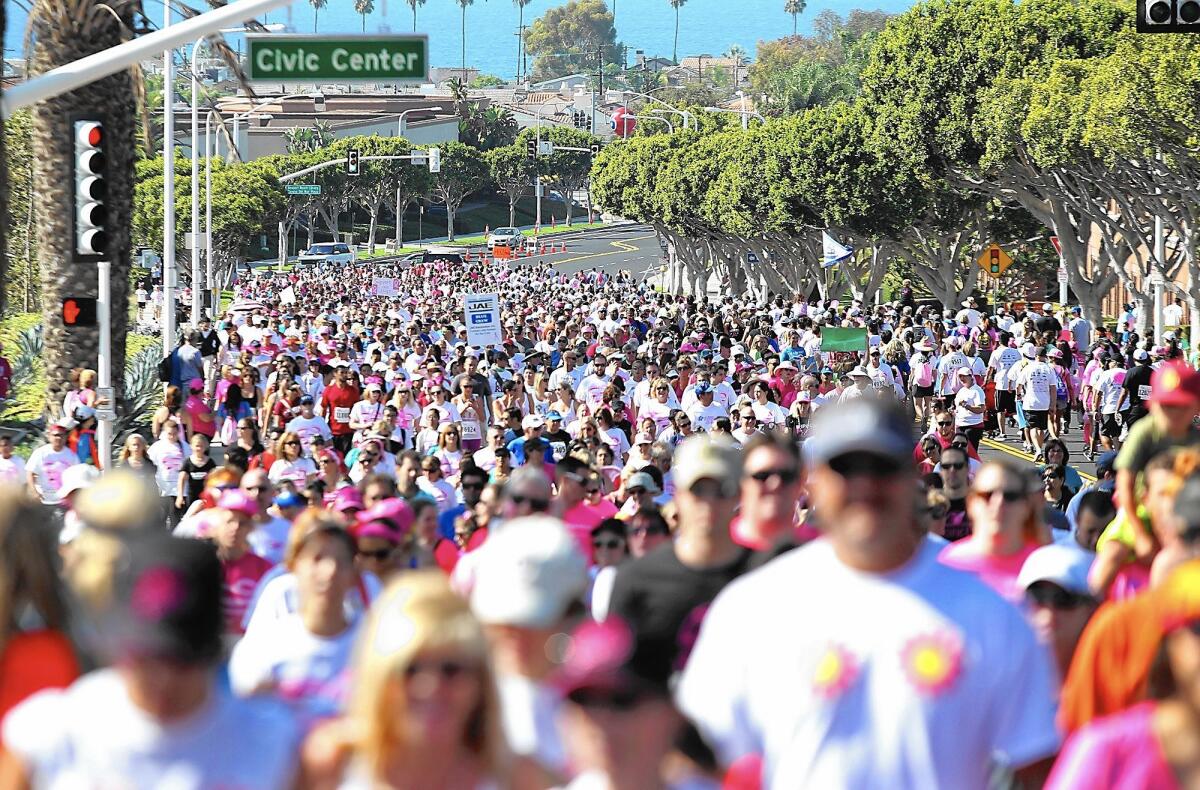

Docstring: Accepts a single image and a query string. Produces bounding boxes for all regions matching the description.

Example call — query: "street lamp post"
[162,10,176,356]
[620,89,691,131]
[628,114,673,133]
[533,100,565,236]
[395,105,441,248]
[649,107,689,131]
[189,39,203,324]
[703,105,766,126]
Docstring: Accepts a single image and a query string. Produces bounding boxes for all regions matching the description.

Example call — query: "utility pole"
[162,16,176,355]
[592,45,604,135]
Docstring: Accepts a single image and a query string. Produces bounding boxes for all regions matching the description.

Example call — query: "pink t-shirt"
[222,552,273,634]
[563,499,619,562]
[1047,703,1178,790]
[937,540,1039,604]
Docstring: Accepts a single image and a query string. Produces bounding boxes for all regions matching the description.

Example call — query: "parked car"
[486,227,524,250]
[297,242,355,266]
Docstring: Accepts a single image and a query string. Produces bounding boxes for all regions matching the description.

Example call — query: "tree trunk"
[314,5,318,33]
[367,201,379,253]
[447,202,457,241]
[461,5,468,82]
[516,3,523,82]
[673,8,680,63]
[412,3,417,31]
[508,194,517,227]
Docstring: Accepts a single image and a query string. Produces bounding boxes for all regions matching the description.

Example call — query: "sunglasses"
[510,494,549,510]
[593,539,623,550]
[585,488,600,495]
[629,525,668,537]
[357,547,393,561]
[568,687,654,711]
[747,468,800,485]
[937,421,953,427]
[827,453,904,479]
[941,462,966,471]
[461,481,485,490]
[973,488,1026,504]
[285,440,300,446]
[403,659,476,682]
[688,479,734,500]
[741,414,756,421]
[1027,584,1093,610]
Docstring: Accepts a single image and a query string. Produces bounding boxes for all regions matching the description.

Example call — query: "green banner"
[820,327,868,353]
[245,35,429,83]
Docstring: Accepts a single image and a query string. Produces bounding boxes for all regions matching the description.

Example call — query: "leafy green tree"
[524,0,619,82]
[517,126,600,225]
[425,142,488,240]
[470,73,506,88]
[485,145,536,226]
[283,121,334,154]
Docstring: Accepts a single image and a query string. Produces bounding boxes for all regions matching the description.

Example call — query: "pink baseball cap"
[217,489,259,517]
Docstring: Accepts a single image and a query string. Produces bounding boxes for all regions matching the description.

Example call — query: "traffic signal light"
[1138,0,1200,30]
[346,148,361,175]
[428,147,441,173]
[526,137,538,158]
[989,248,1000,274]
[590,142,601,155]
[61,297,98,327]
[73,120,107,261]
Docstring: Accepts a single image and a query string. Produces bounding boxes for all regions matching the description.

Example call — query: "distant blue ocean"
[4,0,910,82]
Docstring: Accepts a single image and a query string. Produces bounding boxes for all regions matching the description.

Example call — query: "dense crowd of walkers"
[1,257,1199,789]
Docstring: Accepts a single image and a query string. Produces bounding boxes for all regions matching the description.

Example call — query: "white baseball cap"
[1017,544,1094,597]
[469,515,588,629]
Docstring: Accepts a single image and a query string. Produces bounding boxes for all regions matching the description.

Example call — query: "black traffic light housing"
[73,118,108,263]
[1138,0,1200,30]
[62,297,98,327]
[526,137,538,158]
[347,148,361,175]
[590,143,601,155]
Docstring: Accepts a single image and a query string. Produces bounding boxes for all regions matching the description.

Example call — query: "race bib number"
[334,407,351,423]
[1138,385,1152,400]
[462,420,481,441]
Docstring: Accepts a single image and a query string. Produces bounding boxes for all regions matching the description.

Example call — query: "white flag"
[279,286,297,304]
[822,231,854,268]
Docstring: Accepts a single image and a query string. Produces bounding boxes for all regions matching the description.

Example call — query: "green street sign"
[245,35,429,83]
[286,184,321,195]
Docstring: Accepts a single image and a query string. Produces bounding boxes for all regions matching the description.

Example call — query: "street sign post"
[245,34,429,83]
[285,184,322,195]
[977,243,1013,278]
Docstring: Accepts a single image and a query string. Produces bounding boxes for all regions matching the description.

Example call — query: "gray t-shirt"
[176,345,204,384]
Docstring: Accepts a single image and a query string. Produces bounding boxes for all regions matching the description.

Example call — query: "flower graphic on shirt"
[901,632,963,696]
[811,644,858,699]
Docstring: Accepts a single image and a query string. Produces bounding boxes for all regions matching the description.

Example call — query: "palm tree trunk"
[516,3,523,82]
[673,7,680,64]
[0,0,7,317]
[314,5,318,33]
[461,5,468,82]
[362,12,366,31]
[793,12,797,35]
[30,0,135,414]
[412,3,417,31]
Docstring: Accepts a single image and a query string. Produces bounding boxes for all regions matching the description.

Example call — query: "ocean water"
[5,0,910,82]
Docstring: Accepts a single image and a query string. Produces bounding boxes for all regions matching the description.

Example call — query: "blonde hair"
[274,430,302,460]
[348,571,506,781]
[0,488,69,653]
[79,369,97,389]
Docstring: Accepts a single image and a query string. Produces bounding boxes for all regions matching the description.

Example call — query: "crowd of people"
[2,256,1200,788]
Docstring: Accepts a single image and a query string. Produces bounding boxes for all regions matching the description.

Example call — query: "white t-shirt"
[26,446,80,504]
[987,347,1022,391]
[267,457,317,486]
[3,669,299,790]
[147,439,186,496]
[285,415,332,454]
[677,538,1059,789]
[687,402,729,433]
[230,612,359,723]
[1095,368,1125,415]
[248,515,293,565]
[954,385,985,427]
[242,569,382,633]
[1017,360,1055,411]
[498,674,570,777]
[751,400,789,430]
[936,353,969,395]
[0,453,27,486]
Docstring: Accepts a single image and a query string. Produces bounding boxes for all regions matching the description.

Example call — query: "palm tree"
[355,0,375,31]
[784,0,805,36]
[310,0,327,32]
[406,0,426,30]
[669,0,687,64]
[514,0,532,83]
[29,0,140,413]
[458,0,474,83]
[725,43,746,85]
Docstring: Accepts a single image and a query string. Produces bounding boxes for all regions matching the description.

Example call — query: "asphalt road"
[497,223,663,279]
[976,417,1099,483]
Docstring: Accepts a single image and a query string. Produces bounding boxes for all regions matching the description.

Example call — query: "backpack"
[913,359,934,388]
[157,353,173,383]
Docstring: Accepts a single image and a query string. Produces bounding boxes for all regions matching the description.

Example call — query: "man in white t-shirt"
[687,384,729,433]
[1015,345,1057,455]
[25,422,80,506]
[934,341,968,408]
[986,338,1022,439]
[2,536,301,789]
[953,367,986,449]
[286,396,333,455]
[677,399,1059,789]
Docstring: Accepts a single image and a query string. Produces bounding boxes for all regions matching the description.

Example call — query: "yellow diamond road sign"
[977,243,1013,278]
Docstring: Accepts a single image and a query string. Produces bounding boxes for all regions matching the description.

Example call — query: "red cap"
[1151,361,1200,407]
